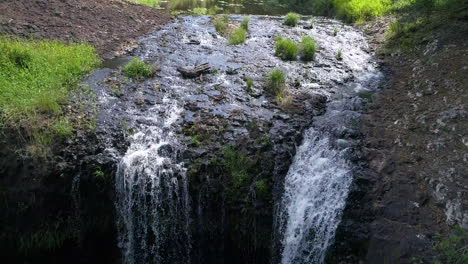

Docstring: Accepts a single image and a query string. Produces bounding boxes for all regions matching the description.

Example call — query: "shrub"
[300,36,317,61]
[284,12,300,26]
[229,27,247,45]
[241,16,250,31]
[214,15,229,35]
[265,68,286,96]
[122,57,155,79]
[275,36,299,61]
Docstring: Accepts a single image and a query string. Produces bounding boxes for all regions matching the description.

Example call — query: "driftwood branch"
[177,63,211,78]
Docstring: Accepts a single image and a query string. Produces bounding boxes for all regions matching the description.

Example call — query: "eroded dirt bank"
[0,0,171,58]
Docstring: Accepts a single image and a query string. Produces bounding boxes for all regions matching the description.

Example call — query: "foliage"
[246,78,254,92]
[334,0,392,23]
[255,179,270,198]
[241,16,250,31]
[214,15,229,35]
[192,7,208,15]
[284,12,300,26]
[434,226,468,264]
[265,68,286,97]
[223,147,255,200]
[229,27,247,45]
[275,36,299,61]
[0,37,99,156]
[122,57,155,79]
[300,36,318,61]
[129,0,160,8]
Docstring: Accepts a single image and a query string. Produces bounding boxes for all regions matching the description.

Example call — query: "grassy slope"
[0,37,100,156]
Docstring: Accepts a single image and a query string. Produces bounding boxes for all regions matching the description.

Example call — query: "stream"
[90,15,382,264]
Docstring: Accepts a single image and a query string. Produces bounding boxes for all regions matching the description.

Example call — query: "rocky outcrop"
[330,13,468,264]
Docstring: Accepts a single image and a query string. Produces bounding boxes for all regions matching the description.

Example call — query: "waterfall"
[279,128,353,264]
[115,98,191,264]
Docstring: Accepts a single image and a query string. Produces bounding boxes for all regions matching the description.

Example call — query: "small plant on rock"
[241,16,250,31]
[284,12,300,26]
[123,57,155,79]
[265,68,286,97]
[275,36,299,61]
[229,27,247,45]
[300,36,317,61]
[214,15,229,35]
[336,49,343,60]
[246,78,254,91]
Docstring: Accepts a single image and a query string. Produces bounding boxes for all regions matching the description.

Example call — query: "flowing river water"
[91,15,382,264]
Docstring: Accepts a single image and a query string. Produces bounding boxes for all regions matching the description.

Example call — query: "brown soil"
[0,0,172,58]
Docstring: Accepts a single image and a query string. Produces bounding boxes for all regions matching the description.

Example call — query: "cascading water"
[277,25,382,264]
[279,128,353,264]
[115,97,191,264]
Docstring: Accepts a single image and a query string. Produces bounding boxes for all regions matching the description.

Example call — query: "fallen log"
[177,63,211,78]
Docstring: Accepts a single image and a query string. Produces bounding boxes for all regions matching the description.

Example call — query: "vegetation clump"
[229,27,247,45]
[241,16,250,31]
[284,12,300,26]
[0,37,99,156]
[275,36,299,61]
[265,68,286,97]
[246,78,254,92]
[334,0,392,23]
[122,57,155,79]
[434,226,468,264]
[192,7,208,15]
[300,36,317,61]
[214,15,229,35]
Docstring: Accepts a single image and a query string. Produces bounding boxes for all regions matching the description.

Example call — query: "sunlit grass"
[130,0,160,8]
[334,0,392,23]
[0,37,100,156]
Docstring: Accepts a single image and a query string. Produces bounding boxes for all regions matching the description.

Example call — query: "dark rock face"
[0,129,121,263]
[328,16,468,264]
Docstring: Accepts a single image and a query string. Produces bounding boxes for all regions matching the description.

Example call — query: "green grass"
[192,7,208,15]
[0,37,99,156]
[275,36,299,61]
[246,78,254,92]
[214,15,229,35]
[122,57,155,79]
[334,0,392,23]
[434,226,468,264]
[265,68,286,97]
[129,0,160,7]
[300,36,318,61]
[229,27,247,45]
[241,16,251,31]
[284,12,300,26]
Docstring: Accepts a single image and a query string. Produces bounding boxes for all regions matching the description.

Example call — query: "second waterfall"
[115,98,191,264]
